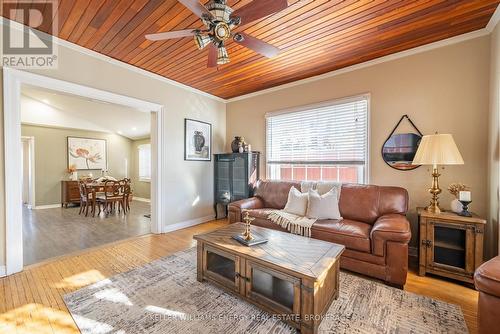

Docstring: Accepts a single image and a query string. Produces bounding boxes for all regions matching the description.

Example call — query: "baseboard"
[34,204,61,209]
[0,265,6,277]
[163,215,215,233]
[133,197,151,203]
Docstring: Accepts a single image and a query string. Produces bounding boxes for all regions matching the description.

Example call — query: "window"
[266,95,369,184]
[138,144,151,182]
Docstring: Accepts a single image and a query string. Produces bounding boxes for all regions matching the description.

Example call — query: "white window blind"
[266,96,369,183]
[138,144,151,181]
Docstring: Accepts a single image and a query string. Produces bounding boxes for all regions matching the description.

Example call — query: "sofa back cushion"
[254,180,408,224]
[255,180,300,209]
[339,184,408,224]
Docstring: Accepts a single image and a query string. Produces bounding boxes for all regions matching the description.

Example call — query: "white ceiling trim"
[0,17,226,103]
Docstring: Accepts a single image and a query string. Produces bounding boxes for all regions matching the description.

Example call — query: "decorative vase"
[451,198,462,214]
[193,131,205,153]
[231,136,245,153]
[70,171,77,181]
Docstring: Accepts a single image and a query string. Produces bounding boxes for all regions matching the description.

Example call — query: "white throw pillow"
[306,188,342,220]
[283,186,309,216]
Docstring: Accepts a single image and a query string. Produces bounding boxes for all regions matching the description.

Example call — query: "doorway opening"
[3,68,165,275]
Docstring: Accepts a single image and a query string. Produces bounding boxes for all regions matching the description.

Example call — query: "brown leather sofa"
[228,180,411,287]
[474,256,500,334]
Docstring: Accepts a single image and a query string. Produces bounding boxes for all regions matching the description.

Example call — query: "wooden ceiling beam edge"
[225,27,490,102]
[218,18,489,98]
[176,1,482,88]
[161,0,470,83]
[1,18,226,103]
[149,0,378,75]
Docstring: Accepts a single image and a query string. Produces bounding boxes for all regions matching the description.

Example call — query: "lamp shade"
[412,134,464,166]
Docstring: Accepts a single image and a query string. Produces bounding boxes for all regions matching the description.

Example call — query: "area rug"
[64,248,468,334]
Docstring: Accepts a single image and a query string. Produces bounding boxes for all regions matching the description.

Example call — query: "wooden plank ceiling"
[2,0,499,99]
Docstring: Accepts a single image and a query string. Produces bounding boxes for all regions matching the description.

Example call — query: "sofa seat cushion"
[245,209,371,253]
[311,219,371,253]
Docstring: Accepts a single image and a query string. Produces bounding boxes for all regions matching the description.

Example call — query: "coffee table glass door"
[245,261,301,316]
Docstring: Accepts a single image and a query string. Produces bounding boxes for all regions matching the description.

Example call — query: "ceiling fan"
[145,0,288,67]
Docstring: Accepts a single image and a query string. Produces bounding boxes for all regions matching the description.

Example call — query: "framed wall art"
[185,118,212,161]
[67,136,107,170]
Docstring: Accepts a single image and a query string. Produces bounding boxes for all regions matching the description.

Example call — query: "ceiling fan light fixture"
[194,34,212,50]
[217,47,230,65]
[205,0,233,22]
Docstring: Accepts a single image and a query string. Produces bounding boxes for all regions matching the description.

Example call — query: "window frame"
[138,143,152,182]
[264,93,370,184]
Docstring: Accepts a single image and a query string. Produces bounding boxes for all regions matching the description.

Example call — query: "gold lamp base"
[425,166,442,214]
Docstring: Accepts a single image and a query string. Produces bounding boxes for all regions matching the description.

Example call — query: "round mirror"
[382,133,422,171]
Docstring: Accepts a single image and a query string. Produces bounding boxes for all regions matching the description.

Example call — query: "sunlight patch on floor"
[52,269,107,289]
[0,303,78,334]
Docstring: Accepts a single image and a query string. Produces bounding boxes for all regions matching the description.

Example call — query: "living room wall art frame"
[184,118,212,161]
[67,136,107,170]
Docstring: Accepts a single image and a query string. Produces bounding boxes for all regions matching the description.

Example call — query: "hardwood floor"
[23,201,151,265]
[1,219,477,333]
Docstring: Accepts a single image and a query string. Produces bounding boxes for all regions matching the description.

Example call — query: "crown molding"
[0,18,226,103]
[226,28,491,103]
[486,4,500,33]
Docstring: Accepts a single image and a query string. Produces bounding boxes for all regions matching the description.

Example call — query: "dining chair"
[78,181,95,217]
[100,180,125,215]
[119,178,132,213]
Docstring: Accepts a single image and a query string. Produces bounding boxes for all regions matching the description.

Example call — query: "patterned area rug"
[64,248,468,334]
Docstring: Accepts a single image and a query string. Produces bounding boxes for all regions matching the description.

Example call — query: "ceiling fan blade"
[231,0,288,25]
[145,30,195,41]
[234,33,280,58]
[178,0,214,20]
[208,44,218,68]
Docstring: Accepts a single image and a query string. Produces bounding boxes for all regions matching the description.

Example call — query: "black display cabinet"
[214,152,260,218]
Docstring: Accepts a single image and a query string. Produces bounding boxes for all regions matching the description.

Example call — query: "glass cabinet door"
[245,261,301,318]
[215,157,232,204]
[204,246,240,292]
[427,222,474,274]
[231,155,248,201]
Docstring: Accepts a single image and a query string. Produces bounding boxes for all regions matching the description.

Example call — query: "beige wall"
[131,138,151,200]
[489,21,500,257]
[0,37,226,267]
[227,37,491,252]
[21,125,134,206]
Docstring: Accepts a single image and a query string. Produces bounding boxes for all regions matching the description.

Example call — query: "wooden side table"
[417,207,485,284]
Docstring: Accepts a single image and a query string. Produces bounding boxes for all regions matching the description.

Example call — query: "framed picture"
[184,118,212,161]
[68,136,107,170]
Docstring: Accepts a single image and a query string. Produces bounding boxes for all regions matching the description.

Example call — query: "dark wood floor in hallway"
[1,219,478,333]
[23,200,151,265]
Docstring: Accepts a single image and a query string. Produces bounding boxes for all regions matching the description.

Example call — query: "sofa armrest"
[227,197,264,223]
[371,214,411,256]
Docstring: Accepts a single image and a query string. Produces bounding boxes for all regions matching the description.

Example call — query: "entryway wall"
[0,19,227,276]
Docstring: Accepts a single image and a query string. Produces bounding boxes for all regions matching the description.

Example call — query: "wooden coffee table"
[194,223,345,334]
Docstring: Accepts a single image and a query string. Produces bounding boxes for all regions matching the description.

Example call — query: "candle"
[459,191,471,202]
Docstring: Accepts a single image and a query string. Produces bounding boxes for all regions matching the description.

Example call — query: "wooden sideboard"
[61,181,80,208]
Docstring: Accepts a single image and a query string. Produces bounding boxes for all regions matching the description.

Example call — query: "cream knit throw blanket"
[267,210,316,237]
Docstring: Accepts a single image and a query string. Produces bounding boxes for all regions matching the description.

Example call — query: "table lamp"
[412,133,464,213]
